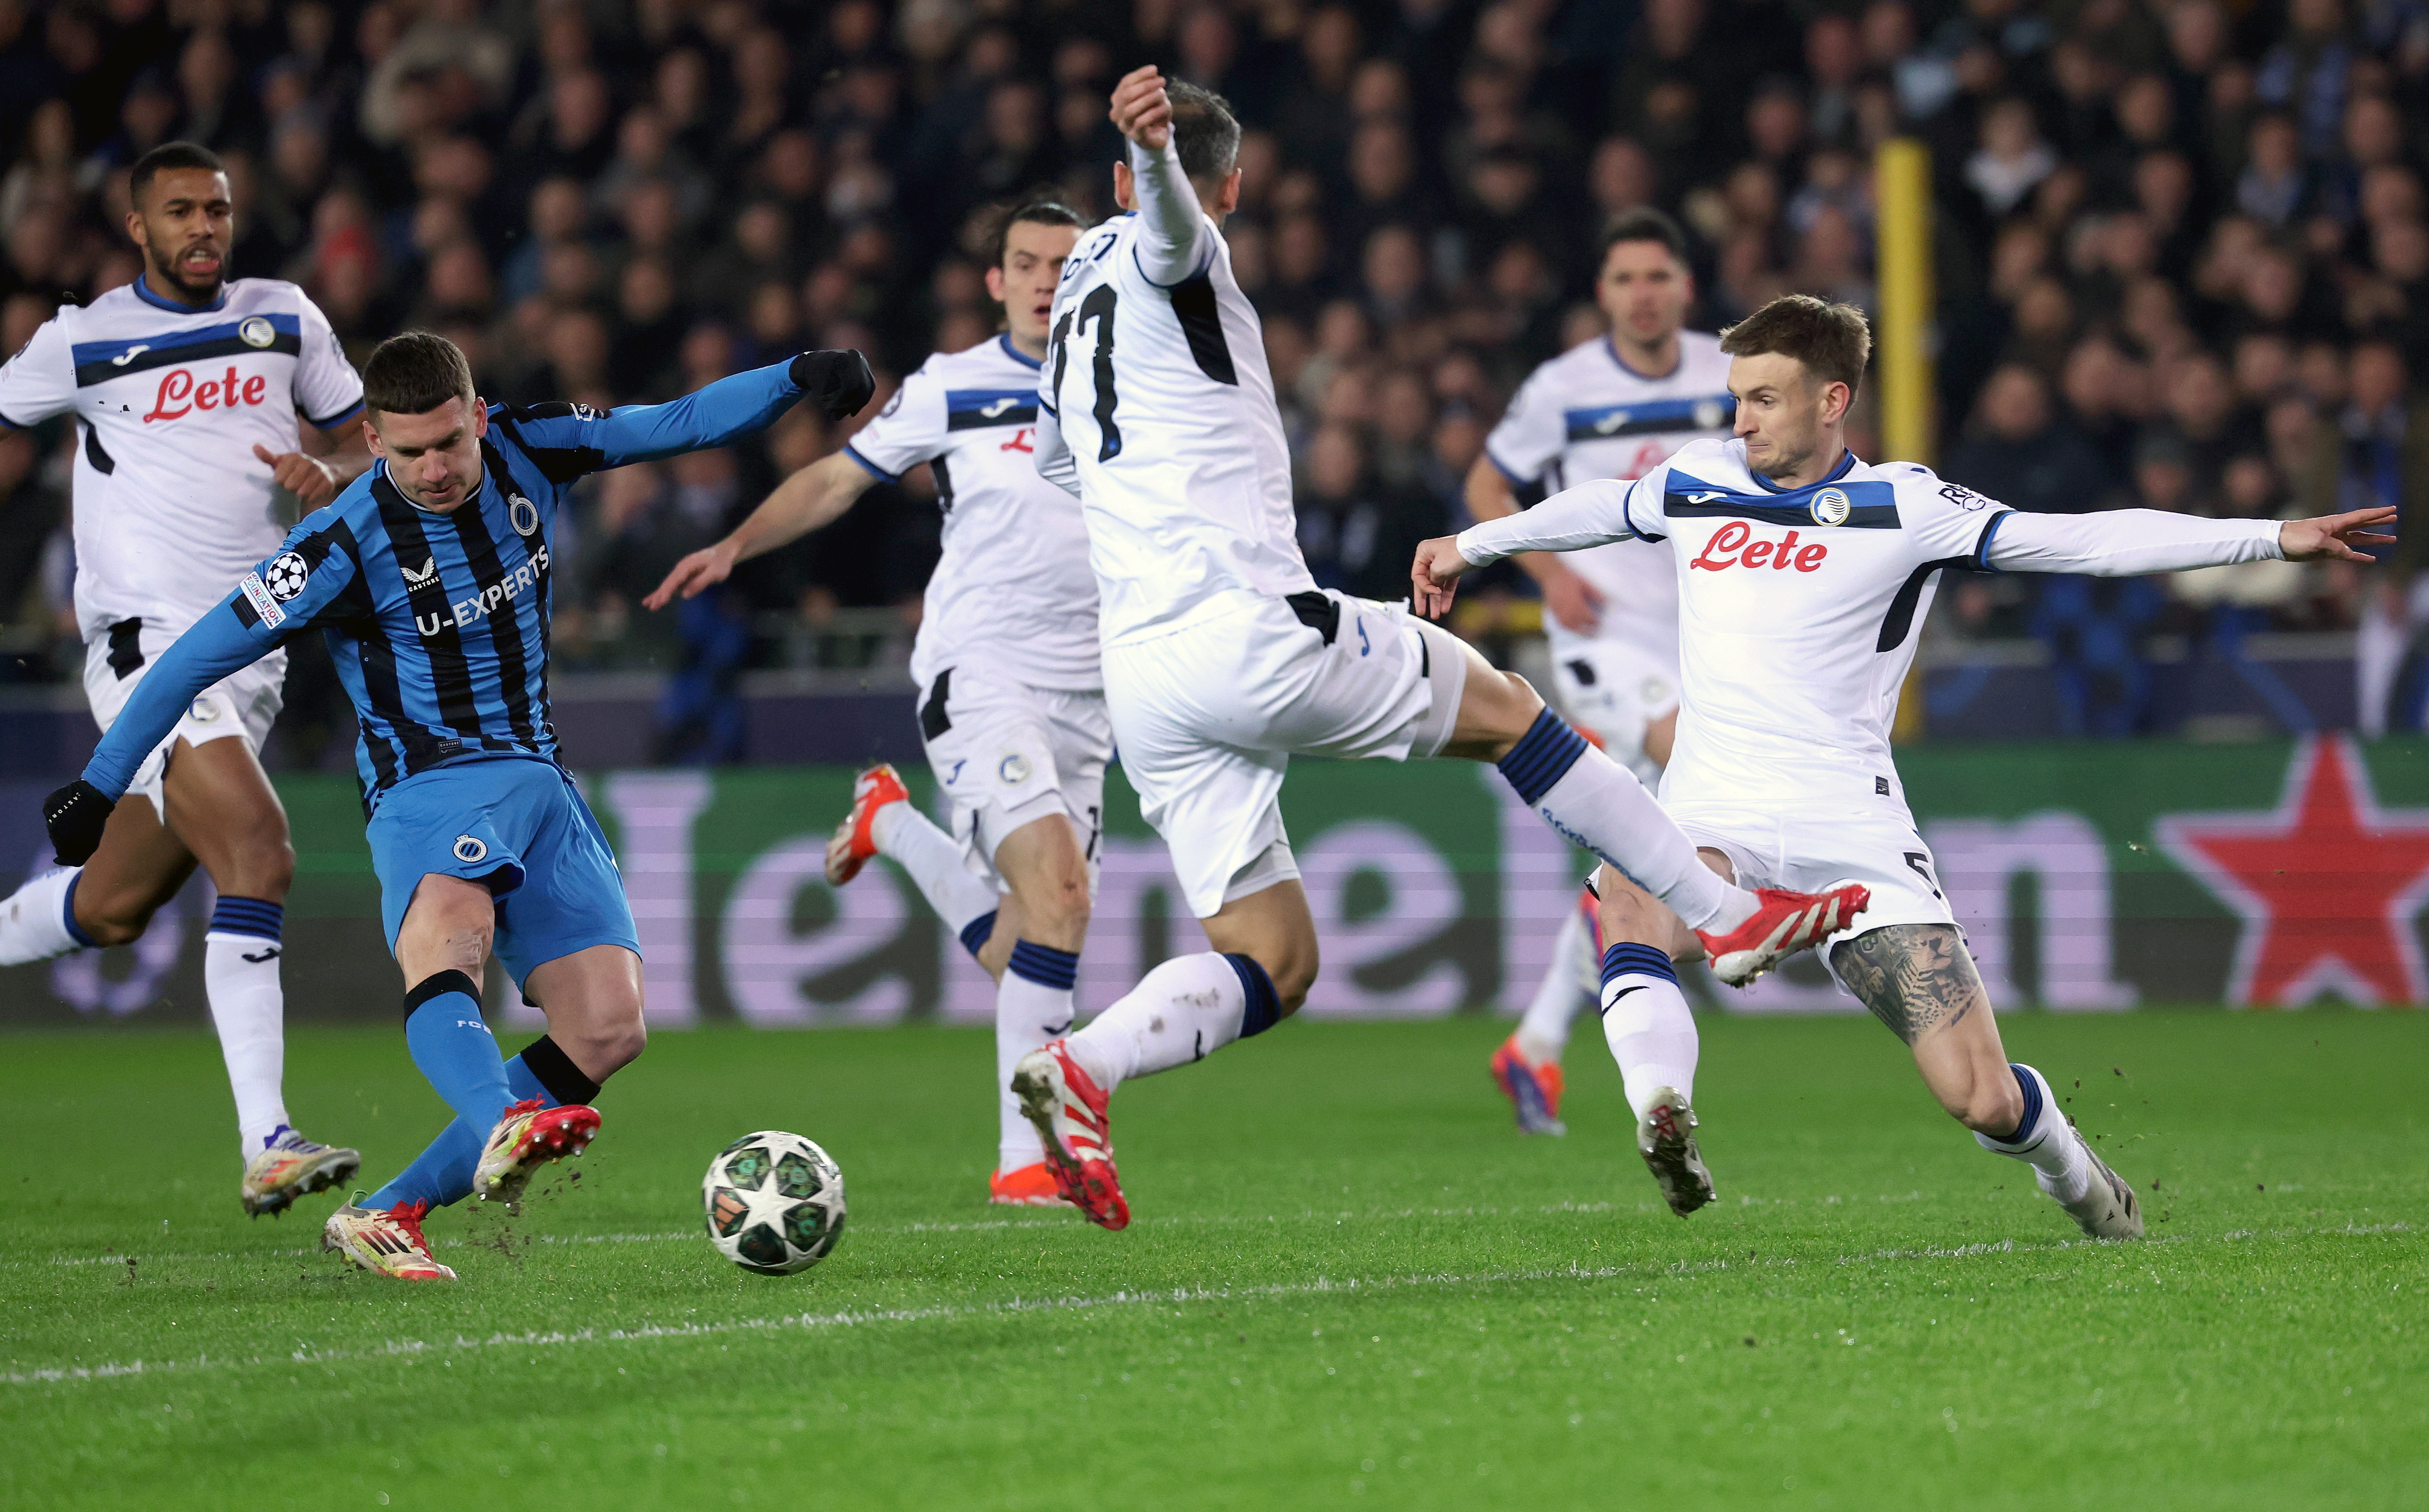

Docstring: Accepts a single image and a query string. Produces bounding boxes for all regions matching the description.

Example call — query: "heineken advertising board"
[5,736,2426,1027]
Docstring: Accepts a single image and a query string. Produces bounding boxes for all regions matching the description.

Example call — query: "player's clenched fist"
[790,350,877,420]
[43,778,113,866]
[251,443,342,507]
[1109,64,1173,148]
[1409,535,1475,620]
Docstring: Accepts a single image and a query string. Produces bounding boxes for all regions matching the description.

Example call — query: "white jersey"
[1456,438,2283,814]
[1039,189,1310,646]
[0,278,363,644]
[844,334,1099,690]
[1483,331,1735,667]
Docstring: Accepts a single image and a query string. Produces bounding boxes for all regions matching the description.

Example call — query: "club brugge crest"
[238,316,276,348]
[1809,487,1853,526]
[508,493,540,537]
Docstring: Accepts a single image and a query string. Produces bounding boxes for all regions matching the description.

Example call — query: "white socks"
[872,800,1001,950]
[0,867,87,964]
[1515,900,1598,1065]
[1597,942,1700,1121]
[998,942,1078,1169]
[1494,710,1740,930]
[1064,951,1282,1094]
[203,896,291,1153]
[1974,1062,2093,1204]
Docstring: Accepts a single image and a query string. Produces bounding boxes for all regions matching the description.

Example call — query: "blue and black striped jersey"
[82,359,811,804]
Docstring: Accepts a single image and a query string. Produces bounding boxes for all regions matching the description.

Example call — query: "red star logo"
[2156,737,2429,1006]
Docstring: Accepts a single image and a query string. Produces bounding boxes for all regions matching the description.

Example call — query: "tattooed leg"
[1830,925,2024,1135]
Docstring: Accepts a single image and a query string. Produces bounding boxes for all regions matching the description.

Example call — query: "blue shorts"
[367,756,640,989]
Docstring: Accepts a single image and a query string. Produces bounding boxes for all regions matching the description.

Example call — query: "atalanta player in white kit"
[0,143,370,1216]
[1470,209,1736,1135]
[1416,295,2396,1234]
[1009,69,1869,1231]
[649,197,1100,1207]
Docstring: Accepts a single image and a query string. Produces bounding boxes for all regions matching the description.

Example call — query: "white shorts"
[83,618,286,811]
[1668,800,1959,997]
[1546,630,1679,785]
[919,665,1112,893]
[1104,589,1468,918]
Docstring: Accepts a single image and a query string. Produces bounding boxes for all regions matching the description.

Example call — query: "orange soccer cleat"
[473,1099,601,1205]
[988,1162,1073,1207]
[1489,1035,1568,1136]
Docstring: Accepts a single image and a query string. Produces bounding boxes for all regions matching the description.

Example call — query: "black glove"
[44,779,114,866]
[790,349,877,421]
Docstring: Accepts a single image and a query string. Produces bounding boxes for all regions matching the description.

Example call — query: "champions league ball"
[702,1132,847,1275]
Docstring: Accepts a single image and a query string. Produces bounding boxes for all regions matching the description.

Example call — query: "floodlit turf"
[2,1011,2424,1511]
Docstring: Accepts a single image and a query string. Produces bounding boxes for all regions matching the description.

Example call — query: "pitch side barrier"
[2,736,2424,1026]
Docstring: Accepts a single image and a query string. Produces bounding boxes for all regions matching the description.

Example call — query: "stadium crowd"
[0,0,2425,740]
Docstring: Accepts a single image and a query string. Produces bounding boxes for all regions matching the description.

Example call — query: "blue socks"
[401,970,514,1137]
[1991,1062,2045,1147]
[960,909,1000,960]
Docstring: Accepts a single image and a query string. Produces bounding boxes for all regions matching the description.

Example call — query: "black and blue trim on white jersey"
[70,312,304,386]
[1562,393,1736,444]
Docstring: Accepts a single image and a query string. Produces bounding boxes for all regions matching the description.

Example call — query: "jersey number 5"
[1051,285,1123,462]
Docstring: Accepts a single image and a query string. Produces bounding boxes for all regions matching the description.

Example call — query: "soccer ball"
[702,1131,847,1276]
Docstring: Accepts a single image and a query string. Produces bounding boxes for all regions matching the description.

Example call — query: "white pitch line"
[3,1221,2413,1389]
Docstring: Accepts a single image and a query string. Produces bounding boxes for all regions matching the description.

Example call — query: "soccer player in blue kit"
[42,331,875,1280]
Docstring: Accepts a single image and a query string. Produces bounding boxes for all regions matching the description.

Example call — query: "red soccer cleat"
[825,764,910,885]
[474,1098,602,1205]
[1694,883,1872,986]
[1009,1041,1129,1230]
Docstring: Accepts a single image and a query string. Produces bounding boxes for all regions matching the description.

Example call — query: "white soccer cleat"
[240,1125,362,1217]
[1694,883,1871,986]
[2055,1127,2144,1240]
[322,1201,456,1281]
[1635,1088,1715,1217]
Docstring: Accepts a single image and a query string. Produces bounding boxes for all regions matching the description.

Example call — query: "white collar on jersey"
[130,276,228,315]
[1603,334,1683,383]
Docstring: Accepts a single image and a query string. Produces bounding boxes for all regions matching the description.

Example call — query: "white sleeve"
[1454,476,1648,564]
[1481,366,1566,486]
[1129,137,1212,287]
[292,295,365,427]
[1982,508,2284,575]
[1032,402,1079,497]
[840,364,948,482]
[0,316,76,429]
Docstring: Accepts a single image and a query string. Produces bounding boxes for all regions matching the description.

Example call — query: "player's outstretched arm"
[1462,449,1605,635]
[1981,504,2396,576]
[1110,66,1209,285]
[46,596,275,862]
[643,451,878,609]
[578,351,877,470]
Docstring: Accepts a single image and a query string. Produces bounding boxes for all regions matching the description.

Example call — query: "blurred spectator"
[1946,364,2117,515]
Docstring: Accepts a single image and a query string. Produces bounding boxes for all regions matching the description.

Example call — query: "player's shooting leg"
[394,872,496,982]
[1437,635,1741,932]
[159,735,295,904]
[988,814,1092,1173]
[1199,878,1319,1014]
[523,943,647,1084]
[1829,924,2024,1137]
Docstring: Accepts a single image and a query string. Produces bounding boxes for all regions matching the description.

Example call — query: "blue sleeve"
[504,362,806,476]
[82,602,270,800]
[83,517,368,799]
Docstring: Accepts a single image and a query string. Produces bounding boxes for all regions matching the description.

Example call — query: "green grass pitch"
[3,1010,2423,1511]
